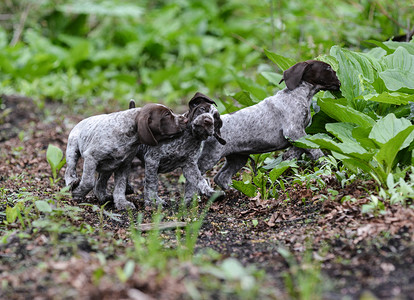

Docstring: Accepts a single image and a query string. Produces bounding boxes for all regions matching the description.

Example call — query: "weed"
[46,144,66,185]
[361,195,386,216]
[232,155,298,200]
[278,246,325,300]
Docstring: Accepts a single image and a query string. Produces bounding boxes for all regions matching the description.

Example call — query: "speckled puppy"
[64,103,187,210]
[197,60,341,190]
[133,92,226,206]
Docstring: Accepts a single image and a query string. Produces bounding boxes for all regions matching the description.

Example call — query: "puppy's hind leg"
[65,139,80,190]
[94,172,113,203]
[113,167,135,210]
[72,156,97,200]
[214,154,249,190]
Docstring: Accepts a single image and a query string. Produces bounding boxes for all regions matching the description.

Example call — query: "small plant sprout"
[46,144,66,185]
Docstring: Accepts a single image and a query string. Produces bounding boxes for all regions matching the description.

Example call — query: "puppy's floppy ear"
[279,62,309,90]
[213,112,226,145]
[189,92,217,108]
[136,106,158,146]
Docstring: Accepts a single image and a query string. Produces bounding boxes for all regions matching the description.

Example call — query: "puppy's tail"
[129,99,136,109]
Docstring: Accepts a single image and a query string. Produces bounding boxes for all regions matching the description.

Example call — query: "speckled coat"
[197,60,341,190]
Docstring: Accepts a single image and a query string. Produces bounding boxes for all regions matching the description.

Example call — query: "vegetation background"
[1,0,411,111]
[1,0,414,299]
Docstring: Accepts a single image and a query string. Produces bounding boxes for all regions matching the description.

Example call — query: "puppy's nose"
[203,117,213,126]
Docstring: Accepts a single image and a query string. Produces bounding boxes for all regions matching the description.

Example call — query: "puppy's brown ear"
[280,62,309,90]
[189,92,217,108]
[213,113,226,145]
[136,107,158,146]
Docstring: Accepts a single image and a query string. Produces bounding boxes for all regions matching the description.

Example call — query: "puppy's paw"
[115,200,136,210]
[68,178,80,191]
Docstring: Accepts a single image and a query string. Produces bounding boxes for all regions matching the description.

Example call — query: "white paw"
[115,200,136,210]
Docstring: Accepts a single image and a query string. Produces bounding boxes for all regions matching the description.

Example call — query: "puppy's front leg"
[183,161,216,204]
[113,166,136,210]
[143,157,164,206]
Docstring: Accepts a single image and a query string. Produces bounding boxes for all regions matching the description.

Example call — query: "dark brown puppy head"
[136,103,187,146]
[185,92,226,145]
[280,60,341,92]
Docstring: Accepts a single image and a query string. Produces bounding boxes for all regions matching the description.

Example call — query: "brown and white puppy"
[64,103,187,210]
[197,60,341,190]
[130,92,225,206]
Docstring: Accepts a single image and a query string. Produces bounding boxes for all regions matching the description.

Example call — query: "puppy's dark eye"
[199,107,206,112]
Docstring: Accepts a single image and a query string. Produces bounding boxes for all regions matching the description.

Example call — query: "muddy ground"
[1,95,413,299]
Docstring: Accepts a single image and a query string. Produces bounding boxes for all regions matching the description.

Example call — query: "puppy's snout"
[203,117,213,126]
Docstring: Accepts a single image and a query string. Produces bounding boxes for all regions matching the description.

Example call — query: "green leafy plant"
[378,168,414,206]
[116,260,136,283]
[361,195,386,215]
[232,157,298,199]
[46,144,66,185]
[295,113,414,188]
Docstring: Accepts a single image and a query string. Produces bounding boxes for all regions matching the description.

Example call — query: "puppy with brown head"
[64,103,187,210]
[197,60,341,190]
[132,92,225,206]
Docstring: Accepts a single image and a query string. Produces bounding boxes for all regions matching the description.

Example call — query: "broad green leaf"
[6,206,18,223]
[231,71,268,100]
[306,110,336,134]
[231,91,257,107]
[57,157,67,171]
[293,135,322,149]
[46,144,64,170]
[304,133,374,161]
[221,258,246,280]
[374,125,414,175]
[379,69,414,92]
[35,200,52,213]
[384,47,414,73]
[369,114,412,147]
[365,40,393,55]
[260,71,283,87]
[268,161,296,182]
[330,46,384,100]
[123,260,135,280]
[325,122,357,143]
[333,153,379,178]
[352,126,377,150]
[364,92,414,105]
[263,49,296,71]
[383,41,414,55]
[318,98,375,128]
[66,40,92,67]
[232,181,257,198]
[315,54,339,70]
[253,172,265,188]
[263,157,298,171]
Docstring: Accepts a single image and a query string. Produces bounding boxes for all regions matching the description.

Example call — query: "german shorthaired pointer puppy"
[133,92,226,206]
[65,103,187,210]
[197,60,341,190]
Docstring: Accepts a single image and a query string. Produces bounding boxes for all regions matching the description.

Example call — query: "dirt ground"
[1,95,414,299]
